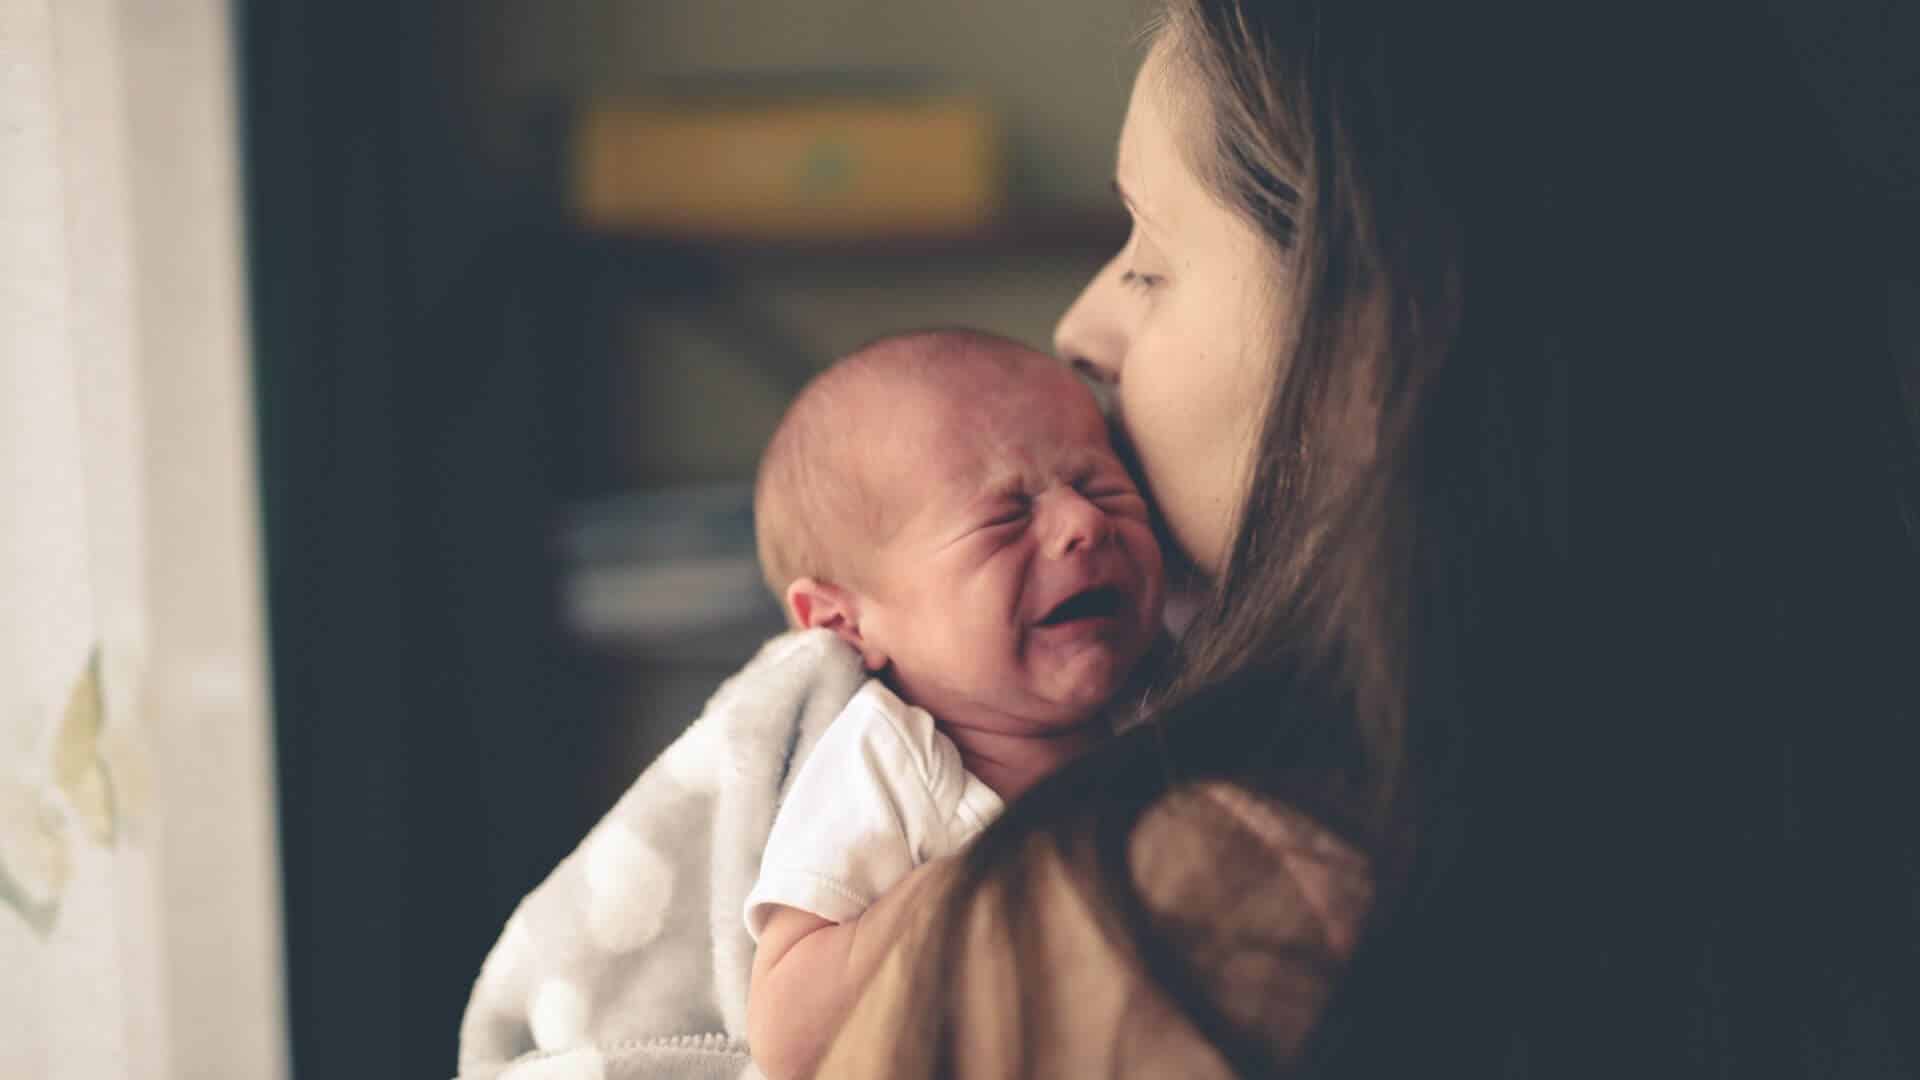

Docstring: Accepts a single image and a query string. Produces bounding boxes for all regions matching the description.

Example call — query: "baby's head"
[755,329,1165,734]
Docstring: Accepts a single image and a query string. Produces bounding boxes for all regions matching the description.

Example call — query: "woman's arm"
[747,858,952,1080]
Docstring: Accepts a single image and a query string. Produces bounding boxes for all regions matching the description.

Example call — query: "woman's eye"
[1119,269,1163,293]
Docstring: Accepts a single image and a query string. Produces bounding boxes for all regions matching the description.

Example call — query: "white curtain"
[2,1,287,1076]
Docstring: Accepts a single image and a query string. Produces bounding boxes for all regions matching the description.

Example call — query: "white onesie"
[743,678,1004,939]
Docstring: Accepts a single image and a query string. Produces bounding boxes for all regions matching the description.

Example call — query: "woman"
[822,0,1920,1075]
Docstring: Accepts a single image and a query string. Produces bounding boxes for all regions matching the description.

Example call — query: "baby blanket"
[455,629,865,1080]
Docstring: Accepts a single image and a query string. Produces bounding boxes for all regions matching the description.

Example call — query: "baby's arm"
[748,858,948,1080]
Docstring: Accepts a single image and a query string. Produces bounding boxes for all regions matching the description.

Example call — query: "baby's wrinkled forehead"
[865,373,1114,500]
[814,329,1115,522]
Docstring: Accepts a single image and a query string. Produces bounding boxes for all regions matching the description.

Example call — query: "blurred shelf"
[557,484,785,656]
[564,208,1127,265]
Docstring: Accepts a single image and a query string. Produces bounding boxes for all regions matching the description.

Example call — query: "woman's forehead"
[1117,40,1195,230]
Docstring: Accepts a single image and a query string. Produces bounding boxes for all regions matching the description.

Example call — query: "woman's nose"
[1053,253,1128,402]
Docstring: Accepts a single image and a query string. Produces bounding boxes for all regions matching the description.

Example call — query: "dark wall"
[238,3,613,1076]
[1769,0,1920,262]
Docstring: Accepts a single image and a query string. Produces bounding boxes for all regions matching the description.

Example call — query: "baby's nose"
[1047,492,1112,557]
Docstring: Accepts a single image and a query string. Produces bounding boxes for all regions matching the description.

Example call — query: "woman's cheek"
[1120,346,1223,564]
[1126,429,1215,572]
[1117,330,1181,468]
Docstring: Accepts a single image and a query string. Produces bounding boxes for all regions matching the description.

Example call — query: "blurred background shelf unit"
[469,1,1155,728]
[560,483,775,648]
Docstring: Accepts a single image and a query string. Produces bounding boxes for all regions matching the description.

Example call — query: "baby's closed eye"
[979,501,1031,529]
[1078,478,1147,511]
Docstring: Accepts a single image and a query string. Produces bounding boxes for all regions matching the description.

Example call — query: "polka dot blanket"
[455,630,865,1080]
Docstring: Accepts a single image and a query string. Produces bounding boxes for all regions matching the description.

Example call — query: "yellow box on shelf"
[571,96,1002,239]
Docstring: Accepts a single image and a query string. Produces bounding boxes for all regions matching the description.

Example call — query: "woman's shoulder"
[1127,782,1374,1061]
[817,780,1372,1078]
[1134,781,1372,956]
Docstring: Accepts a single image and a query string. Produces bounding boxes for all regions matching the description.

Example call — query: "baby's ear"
[785,578,888,672]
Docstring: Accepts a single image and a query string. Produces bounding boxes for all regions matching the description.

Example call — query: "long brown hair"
[869,0,1920,1075]
[1146,0,1470,841]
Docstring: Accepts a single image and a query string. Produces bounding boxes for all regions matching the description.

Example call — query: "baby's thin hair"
[753,328,1049,613]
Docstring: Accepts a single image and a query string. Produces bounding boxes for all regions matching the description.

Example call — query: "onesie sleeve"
[743,682,965,940]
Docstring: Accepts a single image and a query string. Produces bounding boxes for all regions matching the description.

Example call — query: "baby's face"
[855,366,1166,734]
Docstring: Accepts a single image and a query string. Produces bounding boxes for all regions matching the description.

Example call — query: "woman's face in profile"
[1054,40,1286,577]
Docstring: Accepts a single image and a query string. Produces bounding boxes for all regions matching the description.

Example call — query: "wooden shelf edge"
[567,209,1128,262]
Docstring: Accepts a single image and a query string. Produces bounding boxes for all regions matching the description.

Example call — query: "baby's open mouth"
[1037,585,1127,627]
